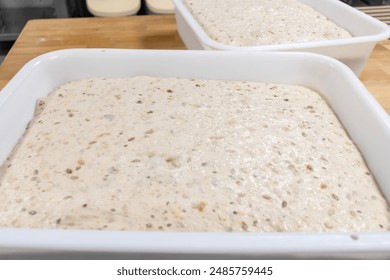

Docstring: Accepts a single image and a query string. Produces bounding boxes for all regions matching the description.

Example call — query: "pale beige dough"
[183,0,352,46]
[0,76,389,232]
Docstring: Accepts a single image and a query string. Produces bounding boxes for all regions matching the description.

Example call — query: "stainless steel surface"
[342,0,390,5]
[357,5,390,24]
[0,0,70,64]
[0,7,58,41]
[0,0,55,9]
[0,0,69,41]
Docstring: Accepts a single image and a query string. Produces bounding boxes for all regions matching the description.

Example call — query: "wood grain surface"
[0,15,389,114]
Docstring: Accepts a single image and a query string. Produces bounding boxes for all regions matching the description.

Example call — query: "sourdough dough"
[183,0,352,46]
[0,76,388,232]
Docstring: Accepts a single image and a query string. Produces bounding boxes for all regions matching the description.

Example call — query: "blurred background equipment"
[342,0,390,25]
[341,0,390,5]
[145,0,174,14]
[86,0,141,17]
[0,0,75,63]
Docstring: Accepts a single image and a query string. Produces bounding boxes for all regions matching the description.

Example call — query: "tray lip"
[0,47,384,110]
[0,47,367,95]
[0,48,339,97]
[172,0,390,50]
[0,48,390,256]
[1,228,390,255]
[0,48,355,108]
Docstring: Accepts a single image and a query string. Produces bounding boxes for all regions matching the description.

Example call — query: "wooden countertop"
[0,15,389,114]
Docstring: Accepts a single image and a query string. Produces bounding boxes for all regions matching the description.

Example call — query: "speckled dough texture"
[0,76,389,232]
[183,0,352,46]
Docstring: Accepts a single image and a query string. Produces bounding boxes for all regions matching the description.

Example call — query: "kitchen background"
[1,0,390,64]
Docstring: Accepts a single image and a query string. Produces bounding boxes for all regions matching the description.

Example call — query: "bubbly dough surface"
[0,76,389,232]
[183,0,352,46]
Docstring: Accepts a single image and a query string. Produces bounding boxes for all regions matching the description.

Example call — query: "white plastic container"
[86,0,141,17]
[145,0,174,14]
[172,0,390,76]
[0,49,390,259]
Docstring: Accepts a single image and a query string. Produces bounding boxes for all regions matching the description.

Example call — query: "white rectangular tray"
[0,49,389,259]
[173,0,390,76]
